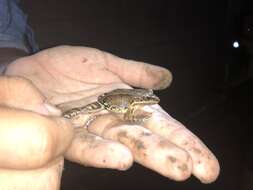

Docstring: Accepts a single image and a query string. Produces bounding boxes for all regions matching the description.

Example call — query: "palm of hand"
[6,46,170,104]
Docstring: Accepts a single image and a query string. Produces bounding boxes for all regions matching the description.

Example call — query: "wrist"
[0,48,28,74]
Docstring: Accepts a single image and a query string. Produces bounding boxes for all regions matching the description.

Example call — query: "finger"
[104,52,173,90]
[65,127,133,170]
[88,114,192,181]
[0,107,73,169]
[0,76,61,116]
[0,157,63,190]
[143,105,220,183]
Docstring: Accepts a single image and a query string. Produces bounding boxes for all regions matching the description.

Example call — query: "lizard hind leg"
[124,105,152,122]
[124,106,135,122]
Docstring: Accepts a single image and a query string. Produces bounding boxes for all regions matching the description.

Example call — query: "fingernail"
[146,66,173,90]
[154,68,173,90]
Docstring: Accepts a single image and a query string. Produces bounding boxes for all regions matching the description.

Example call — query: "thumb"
[0,76,74,169]
[104,52,173,90]
[0,106,73,170]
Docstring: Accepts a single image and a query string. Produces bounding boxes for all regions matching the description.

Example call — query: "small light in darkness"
[233,41,239,48]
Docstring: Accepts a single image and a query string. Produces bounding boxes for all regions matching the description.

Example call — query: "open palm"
[6,45,171,104]
[5,45,219,183]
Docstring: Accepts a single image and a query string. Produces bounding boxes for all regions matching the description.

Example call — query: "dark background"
[22,0,253,189]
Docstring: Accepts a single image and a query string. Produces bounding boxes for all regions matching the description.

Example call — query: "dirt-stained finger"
[88,114,193,181]
[104,52,173,90]
[143,105,220,183]
[65,127,133,170]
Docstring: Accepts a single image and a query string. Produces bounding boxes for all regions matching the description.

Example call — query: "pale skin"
[0,45,220,190]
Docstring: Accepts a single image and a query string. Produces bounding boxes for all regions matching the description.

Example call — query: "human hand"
[0,76,73,190]
[5,45,220,185]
